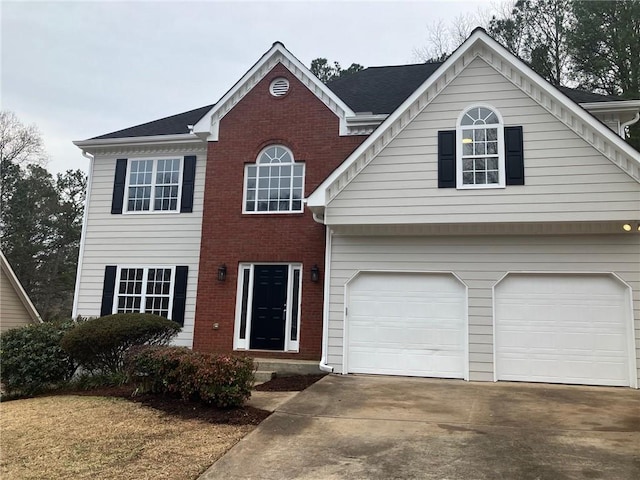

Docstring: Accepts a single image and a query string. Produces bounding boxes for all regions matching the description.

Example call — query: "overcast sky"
[2,0,492,174]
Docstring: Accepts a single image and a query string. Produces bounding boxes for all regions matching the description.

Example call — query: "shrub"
[0,321,77,395]
[60,313,180,375]
[126,346,255,408]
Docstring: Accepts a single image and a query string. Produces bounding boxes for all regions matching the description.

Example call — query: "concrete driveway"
[200,375,640,480]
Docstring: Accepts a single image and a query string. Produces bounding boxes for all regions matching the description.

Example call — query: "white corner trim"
[307,29,640,208]
[1,251,42,323]
[71,151,94,319]
[192,42,356,141]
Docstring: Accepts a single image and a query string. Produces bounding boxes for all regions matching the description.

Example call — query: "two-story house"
[73,29,640,388]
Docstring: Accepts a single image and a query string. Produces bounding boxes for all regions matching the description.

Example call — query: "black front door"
[250,265,288,350]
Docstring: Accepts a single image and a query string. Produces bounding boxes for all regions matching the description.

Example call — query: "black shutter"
[171,266,188,326]
[100,266,117,316]
[111,159,128,214]
[180,156,197,213]
[438,130,456,188]
[505,126,524,185]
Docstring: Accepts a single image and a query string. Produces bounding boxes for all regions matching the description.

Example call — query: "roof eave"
[580,100,640,113]
[73,133,204,152]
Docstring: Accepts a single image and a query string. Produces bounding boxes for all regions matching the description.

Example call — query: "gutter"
[620,112,640,137]
[73,133,204,150]
[580,100,640,113]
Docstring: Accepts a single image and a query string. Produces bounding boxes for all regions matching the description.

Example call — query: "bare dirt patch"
[0,393,267,480]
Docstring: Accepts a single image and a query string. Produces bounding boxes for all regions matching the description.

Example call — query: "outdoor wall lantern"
[310,264,320,283]
[217,264,227,282]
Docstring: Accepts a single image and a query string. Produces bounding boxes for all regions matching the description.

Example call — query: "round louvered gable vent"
[269,77,290,97]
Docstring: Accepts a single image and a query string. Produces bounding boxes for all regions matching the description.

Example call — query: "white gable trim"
[1,251,42,323]
[192,42,356,140]
[307,29,640,209]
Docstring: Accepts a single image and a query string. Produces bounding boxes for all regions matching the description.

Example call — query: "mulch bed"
[254,374,327,392]
[34,373,326,425]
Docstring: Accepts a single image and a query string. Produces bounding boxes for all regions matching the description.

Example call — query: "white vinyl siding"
[74,148,206,347]
[325,58,640,225]
[326,233,640,386]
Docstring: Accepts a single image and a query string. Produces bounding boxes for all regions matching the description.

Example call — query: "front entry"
[250,265,289,350]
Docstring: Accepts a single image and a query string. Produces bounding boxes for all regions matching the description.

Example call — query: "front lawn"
[0,394,263,480]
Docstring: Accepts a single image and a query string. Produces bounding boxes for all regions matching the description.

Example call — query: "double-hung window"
[457,106,505,188]
[127,158,181,212]
[244,145,305,213]
[115,267,174,318]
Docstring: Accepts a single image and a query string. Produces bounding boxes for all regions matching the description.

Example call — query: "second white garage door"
[495,273,633,387]
[346,272,467,378]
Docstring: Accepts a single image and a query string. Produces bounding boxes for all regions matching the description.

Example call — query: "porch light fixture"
[217,264,227,282]
[310,264,320,283]
[623,224,632,232]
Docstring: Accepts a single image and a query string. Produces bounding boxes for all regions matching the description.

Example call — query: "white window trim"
[124,156,183,214]
[455,104,506,190]
[233,263,302,352]
[242,146,305,214]
[112,265,176,319]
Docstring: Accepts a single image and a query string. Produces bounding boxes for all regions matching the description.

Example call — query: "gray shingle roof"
[89,65,626,140]
[91,104,215,140]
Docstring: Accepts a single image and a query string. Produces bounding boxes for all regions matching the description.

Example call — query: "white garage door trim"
[343,270,469,380]
[493,271,637,388]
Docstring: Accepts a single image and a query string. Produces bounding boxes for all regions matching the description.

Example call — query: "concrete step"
[254,370,276,384]
[255,358,322,376]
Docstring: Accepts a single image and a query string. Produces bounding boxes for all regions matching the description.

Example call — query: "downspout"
[71,150,94,319]
[620,112,640,138]
[319,220,334,373]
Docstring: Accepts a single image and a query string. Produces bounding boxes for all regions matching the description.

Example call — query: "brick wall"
[193,63,366,360]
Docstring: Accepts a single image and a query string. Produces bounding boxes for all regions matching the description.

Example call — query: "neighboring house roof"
[0,251,42,324]
[81,48,630,141]
[307,28,640,209]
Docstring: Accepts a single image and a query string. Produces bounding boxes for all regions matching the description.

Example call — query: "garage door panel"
[495,274,631,387]
[347,272,466,379]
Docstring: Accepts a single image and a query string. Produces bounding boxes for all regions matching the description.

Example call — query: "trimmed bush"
[60,313,180,374]
[0,321,77,395]
[126,346,255,408]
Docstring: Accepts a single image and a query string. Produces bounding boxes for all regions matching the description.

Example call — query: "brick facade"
[193,64,366,359]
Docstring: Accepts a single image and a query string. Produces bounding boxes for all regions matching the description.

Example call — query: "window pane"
[474,143,486,155]
[475,158,485,170]
[245,147,304,213]
[475,171,487,184]
[487,128,498,141]
[487,142,498,154]
[486,158,499,170]
[292,200,302,210]
[291,269,300,341]
[463,172,474,184]
[474,129,486,141]
[487,171,499,184]
[462,159,473,171]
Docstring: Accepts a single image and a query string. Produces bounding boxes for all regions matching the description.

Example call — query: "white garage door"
[495,274,632,387]
[346,272,466,378]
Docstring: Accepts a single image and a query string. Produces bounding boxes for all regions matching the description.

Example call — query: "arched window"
[244,145,305,213]
[457,106,504,188]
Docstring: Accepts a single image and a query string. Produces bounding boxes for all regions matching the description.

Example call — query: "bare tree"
[412,7,497,62]
[0,111,47,166]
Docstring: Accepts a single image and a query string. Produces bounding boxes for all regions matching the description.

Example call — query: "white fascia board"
[308,29,640,208]
[191,42,355,140]
[73,134,203,151]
